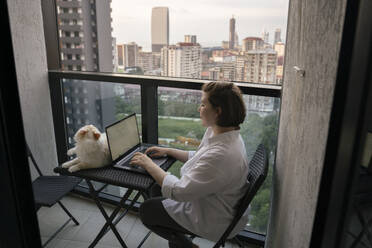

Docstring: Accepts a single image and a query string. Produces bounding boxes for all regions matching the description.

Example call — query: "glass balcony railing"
[49,70,280,241]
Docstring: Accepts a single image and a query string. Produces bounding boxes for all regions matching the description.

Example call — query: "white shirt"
[161,127,250,241]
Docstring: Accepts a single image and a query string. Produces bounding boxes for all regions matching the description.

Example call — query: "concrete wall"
[266,0,347,247]
[7,0,58,178]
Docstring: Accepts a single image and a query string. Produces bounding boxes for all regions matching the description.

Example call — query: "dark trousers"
[139,185,195,248]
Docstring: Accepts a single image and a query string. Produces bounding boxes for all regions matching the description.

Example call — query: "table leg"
[86,180,129,248]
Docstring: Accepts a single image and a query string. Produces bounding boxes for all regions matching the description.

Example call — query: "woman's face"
[198,92,219,127]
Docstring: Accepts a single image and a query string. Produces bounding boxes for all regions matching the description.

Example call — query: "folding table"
[54,157,176,248]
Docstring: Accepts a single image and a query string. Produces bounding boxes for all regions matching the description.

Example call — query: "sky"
[111,0,289,52]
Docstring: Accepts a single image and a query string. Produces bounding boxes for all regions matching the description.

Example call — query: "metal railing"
[48,69,281,245]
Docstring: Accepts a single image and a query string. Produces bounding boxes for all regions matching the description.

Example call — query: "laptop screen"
[106,114,140,161]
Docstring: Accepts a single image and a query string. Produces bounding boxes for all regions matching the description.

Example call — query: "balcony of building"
[2,0,372,248]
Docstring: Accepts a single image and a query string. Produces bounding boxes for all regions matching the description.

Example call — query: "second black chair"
[28,144,82,247]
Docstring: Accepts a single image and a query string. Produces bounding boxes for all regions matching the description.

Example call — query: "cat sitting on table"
[62,125,111,172]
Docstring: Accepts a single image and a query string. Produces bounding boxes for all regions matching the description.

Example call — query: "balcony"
[4,0,372,248]
[47,70,280,246]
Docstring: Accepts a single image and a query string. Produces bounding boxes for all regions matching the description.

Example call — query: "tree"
[240,113,278,233]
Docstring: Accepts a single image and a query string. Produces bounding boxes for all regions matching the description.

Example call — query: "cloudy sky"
[111,0,289,51]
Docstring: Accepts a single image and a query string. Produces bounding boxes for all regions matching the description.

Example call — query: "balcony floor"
[37,194,260,248]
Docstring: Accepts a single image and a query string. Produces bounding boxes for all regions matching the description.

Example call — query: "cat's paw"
[67,149,74,156]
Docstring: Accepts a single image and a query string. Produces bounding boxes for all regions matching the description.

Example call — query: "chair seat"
[32,176,82,207]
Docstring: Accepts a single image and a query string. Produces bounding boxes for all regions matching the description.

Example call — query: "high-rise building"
[116,42,139,69]
[161,42,202,79]
[229,16,236,49]
[117,44,125,69]
[274,28,282,44]
[222,41,229,49]
[274,42,285,57]
[137,51,161,74]
[242,37,264,51]
[234,32,239,48]
[242,50,277,83]
[113,37,118,72]
[184,35,197,44]
[151,7,169,52]
[56,0,116,150]
[262,30,270,43]
[274,42,285,84]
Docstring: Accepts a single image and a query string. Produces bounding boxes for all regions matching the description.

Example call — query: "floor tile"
[37,195,262,248]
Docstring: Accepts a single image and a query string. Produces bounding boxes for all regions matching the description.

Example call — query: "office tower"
[242,50,277,83]
[242,37,264,51]
[56,0,116,149]
[222,41,229,49]
[184,35,197,44]
[274,42,285,84]
[151,7,169,52]
[137,51,161,74]
[117,44,125,69]
[161,43,202,79]
[125,42,138,67]
[57,0,113,72]
[274,42,285,57]
[262,30,269,43]
[274,28,282,44]
[116,43,139,69]
[209,67,221,80]
[229,16,236,49]
[113,37,118,72]
[235,32,239,47]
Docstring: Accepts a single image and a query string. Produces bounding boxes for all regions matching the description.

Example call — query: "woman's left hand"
[130,152,154,169]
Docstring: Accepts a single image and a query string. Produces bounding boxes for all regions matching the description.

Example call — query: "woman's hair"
[202,82,246,127]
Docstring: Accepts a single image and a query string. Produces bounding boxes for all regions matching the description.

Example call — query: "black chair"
[138,144,269,248]
[28,144,82,247]
[211,143,269,248]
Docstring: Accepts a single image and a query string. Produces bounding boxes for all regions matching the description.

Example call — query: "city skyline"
[111,0,289,51]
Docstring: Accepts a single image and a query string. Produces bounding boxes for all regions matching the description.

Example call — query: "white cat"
[62,125,111,172]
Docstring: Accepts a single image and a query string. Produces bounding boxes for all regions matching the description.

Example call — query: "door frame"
[0,1,42,247]
[310,0,372,247]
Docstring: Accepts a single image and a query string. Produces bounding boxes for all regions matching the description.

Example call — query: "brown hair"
[202,82,246,127]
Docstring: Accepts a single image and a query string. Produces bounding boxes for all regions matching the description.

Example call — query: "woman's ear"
[216,107,222,117]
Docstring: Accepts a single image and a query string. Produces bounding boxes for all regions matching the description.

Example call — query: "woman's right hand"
[145,146,168,158]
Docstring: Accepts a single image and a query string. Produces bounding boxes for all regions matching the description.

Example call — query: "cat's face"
[74,125,101,142]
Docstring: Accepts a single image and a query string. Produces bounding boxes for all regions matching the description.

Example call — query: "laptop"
[106,113,168,174]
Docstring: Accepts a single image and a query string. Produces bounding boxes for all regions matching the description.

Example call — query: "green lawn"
[158,118,205,140]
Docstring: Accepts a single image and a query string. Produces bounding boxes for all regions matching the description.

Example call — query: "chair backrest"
[26,143,43,177]
[213,144,269,248]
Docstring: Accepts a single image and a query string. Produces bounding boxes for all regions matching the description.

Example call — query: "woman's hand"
[145,146,168,158]
[130,152,154,169]
[130,151,168,187]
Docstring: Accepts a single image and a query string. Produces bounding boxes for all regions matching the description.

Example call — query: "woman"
[130,82,249,248]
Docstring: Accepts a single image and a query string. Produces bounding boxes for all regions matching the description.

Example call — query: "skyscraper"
[242,37,264,51]
[229,16,236,49]
[56,0,116,148]
[274,28,282,44]
[262,30,270,43]
[151,7,169,52]
[161,43,202,79]
[57,0,113,72]
[234,32,239,47]
[184,35,197,44]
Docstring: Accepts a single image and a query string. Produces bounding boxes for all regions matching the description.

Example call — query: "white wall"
[7,0,58,177]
